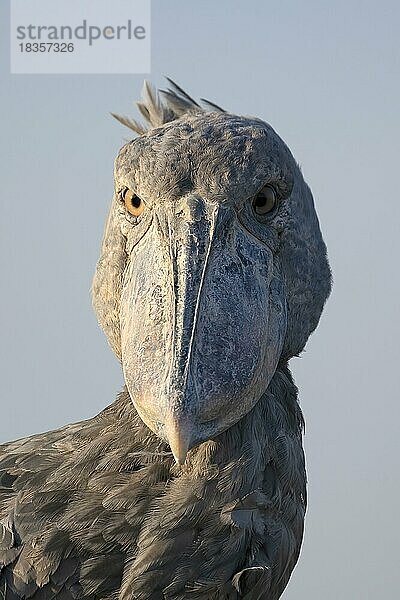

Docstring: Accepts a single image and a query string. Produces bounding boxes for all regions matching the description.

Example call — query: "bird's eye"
[121,188,145,217]
[252,186,277,216]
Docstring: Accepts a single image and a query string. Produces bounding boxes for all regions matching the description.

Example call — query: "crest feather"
[111,78,225,135]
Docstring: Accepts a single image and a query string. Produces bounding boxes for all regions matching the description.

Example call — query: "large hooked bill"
[120,194,286,464]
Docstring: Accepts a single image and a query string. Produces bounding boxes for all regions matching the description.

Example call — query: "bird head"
[92,81,331,464]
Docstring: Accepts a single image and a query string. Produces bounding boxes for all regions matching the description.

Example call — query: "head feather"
[111,78,225,135]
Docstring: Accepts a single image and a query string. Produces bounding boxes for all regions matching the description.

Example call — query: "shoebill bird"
[0,80,331,600]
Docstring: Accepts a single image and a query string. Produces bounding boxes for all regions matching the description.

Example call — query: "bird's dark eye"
[252,186,277,216]
[121,188,145,217]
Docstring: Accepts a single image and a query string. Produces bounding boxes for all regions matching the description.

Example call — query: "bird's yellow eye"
[122,189,145,217]
[253,185,277,216]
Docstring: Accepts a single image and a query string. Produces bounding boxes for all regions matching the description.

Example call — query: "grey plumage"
[111,79,223,135]
[0,80,331,599]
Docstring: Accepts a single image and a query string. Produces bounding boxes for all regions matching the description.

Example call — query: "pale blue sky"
[1,1,399,598]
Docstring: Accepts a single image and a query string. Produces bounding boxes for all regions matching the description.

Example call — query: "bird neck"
[180,364,304,482]
[107,363,304,486]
